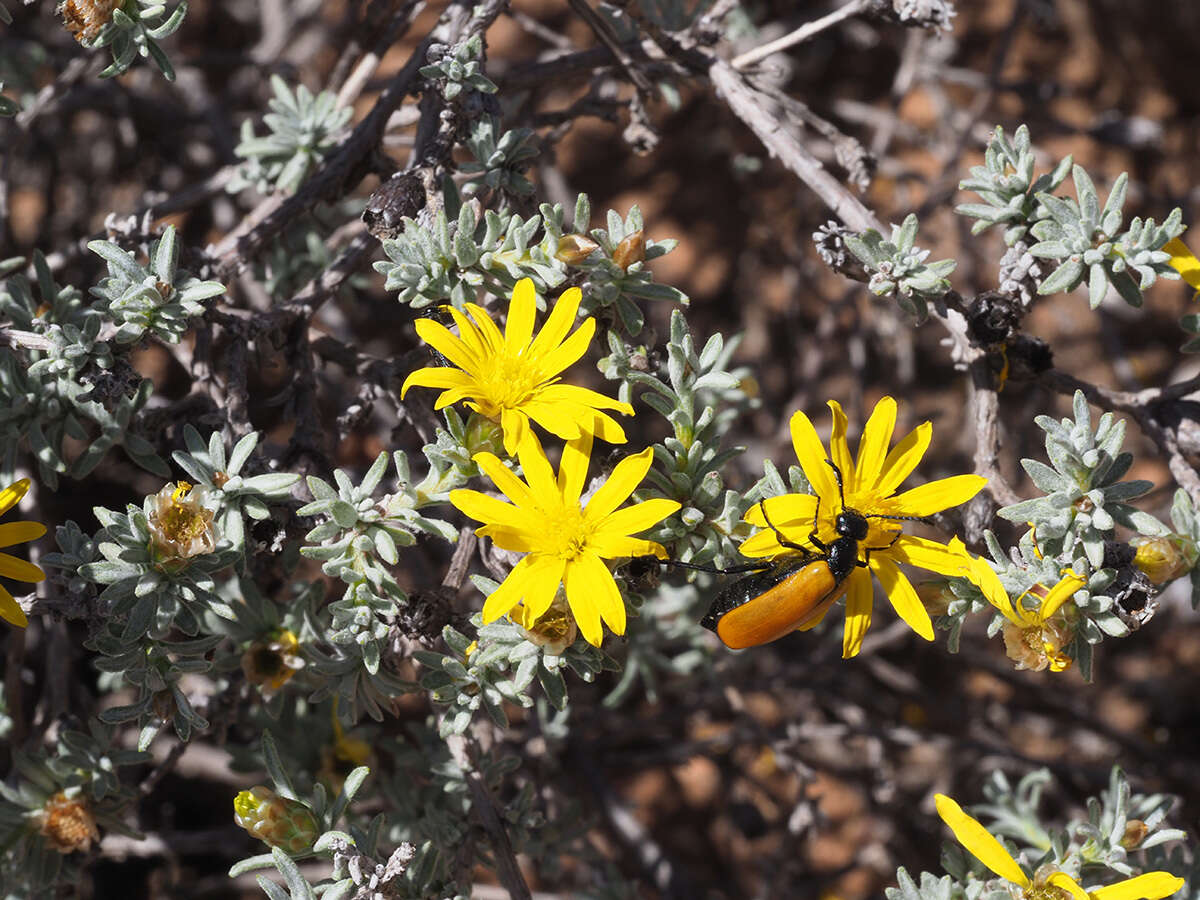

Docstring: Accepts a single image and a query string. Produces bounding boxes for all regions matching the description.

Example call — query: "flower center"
[540,505,591,560]
[476,352,546,412]
[1024,886,1071,900]
[156,483,213,544]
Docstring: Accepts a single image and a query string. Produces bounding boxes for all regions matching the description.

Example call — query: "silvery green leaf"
[1038,258,1083,295]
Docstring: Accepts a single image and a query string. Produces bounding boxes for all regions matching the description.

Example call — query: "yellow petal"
[0,554,45,583]
[888,535,974,577]
[1046,873,1090,900]
[567,552,626,637]
[557,432,593,503]
[464,302,505,353]
[1165,237,1200,295]
[414,318,479,373]
[580,410,629,445]
[890,474,988,517]
[400,367,475,400]
[449,490,538,533]
[534,317,596,378]
[872,556,933,640]
[788,410,839,510]
[444,305,489,357]
[876,421,932,496]
[738,529,787,559]
[934,794,1030,887]
[482,556,535,623]
[595,499,681,543]
[0,521,46,549]
[0,479,31,517]
[515,432,559,505]
[473,453,537,507]
[827,400,856,490]
[498,409,524,457]
[505,278,537,351]
[521,402,584,443]
[584,447,654,524]
[856,396,897,490]
[842,568,873,658]
[521,556,567,623]
[588,534,668,560]
[743,493,819,530]
[1038,571,1086,621]
[1089,872,1186,900]
[0,584,28,628]
[475,524,537,554]
[536,383,634,415]
[529,286,583,359]
[956,547,1020,624]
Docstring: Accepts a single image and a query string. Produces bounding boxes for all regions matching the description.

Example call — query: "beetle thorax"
[836,508,870,540]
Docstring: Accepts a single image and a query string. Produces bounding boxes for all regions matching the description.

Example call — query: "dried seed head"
[36,790,100,854]
[1001,618,1074,673]
[612,230,646,272]
[555,233,600,266]
[147,481,217,571]
[59,0,120,43]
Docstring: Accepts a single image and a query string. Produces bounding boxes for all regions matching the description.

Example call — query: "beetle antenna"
[631,555,771,577]
[824,459,847,511]
[863,512,926,523]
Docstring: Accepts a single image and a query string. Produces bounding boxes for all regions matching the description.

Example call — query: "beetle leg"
[759,499,812,553]
[860,531,904,566]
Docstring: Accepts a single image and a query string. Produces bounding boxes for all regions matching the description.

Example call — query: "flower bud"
[464,411,507,458]
[234,786,319,854]
[611,230,645,271]
[35,790,100,854]
[1131,534,1195,585]
[555,234,600,266]
[1121,819,1150,849]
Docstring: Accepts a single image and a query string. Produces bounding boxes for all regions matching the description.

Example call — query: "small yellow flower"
[147,481,217,571]
[739,397,986,657]
[34,789,100,854]
[957,543,1084,673]
[934,793,1184,900]
[319,710,372,793]
[450,431,680,646]
[402,278,634,457]
[0,478,47,628]
[242,629,305,697]
[1165,237,1200,297]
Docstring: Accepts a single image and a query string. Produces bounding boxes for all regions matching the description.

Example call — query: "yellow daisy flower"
[738,397,986,658]
[935,793,1184,900]
[450,431,681,646]
[1165,237,1200,296]
[0,478,47,628]
[402,278,635,457]
[956,542,1085,673]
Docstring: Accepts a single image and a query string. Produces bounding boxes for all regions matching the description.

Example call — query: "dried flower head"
[958,543,1084,673]
[59,0,120,42]
[514,593,578,655]
[34,790,100,854]
[555,233,601,266]
[233,786,319,854]
[241,629,305,697]
[147,481,217,570]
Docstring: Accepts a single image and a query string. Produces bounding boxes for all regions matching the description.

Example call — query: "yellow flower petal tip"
[452,433,678,648]
[0,478,47,629]
[402,281,632,455]
[1166,236,1200,295]
[738,397,984,653]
